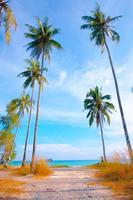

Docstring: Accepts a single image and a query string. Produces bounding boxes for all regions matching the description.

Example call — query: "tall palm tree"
[0,0,17,43]
[25,17,62,171]
[6,93,31,163]
[81,5,133,163]
[84,86,115,162]
[18,59,47,167]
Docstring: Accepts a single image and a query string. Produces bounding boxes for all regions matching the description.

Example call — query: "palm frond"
[81,5,121,47]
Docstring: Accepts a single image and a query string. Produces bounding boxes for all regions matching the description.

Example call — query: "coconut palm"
[25,17,62,171]
[18,59,47,167]
[84,86,115,162]
[6,93,31,163]
[0,0,17,43]
[81,5,133,162]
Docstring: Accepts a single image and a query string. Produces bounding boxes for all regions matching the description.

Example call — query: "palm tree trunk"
[105,41,133,163]
[0,151,5,165]
[99,118,107,162]
[0,131,8,165]
[31,49,45,172]
[21,84,35,167]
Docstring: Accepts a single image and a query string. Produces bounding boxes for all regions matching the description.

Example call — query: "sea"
[9,160,99,167]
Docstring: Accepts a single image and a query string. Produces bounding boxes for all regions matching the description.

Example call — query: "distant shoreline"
[9,160,99,167]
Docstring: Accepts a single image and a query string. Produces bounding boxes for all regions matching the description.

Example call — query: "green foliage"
[25,17,63,61]
[0,114,19,130]
[84,86,115,127]
[81,4,121,50]
[7,92,32,117]
[0,130,16,163]
[0,0,17,43]
[18,59,48,90]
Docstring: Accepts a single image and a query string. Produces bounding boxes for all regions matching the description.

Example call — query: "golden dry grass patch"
[0,178,25,196]
[91,162,133,198]
[13,159,53,178]
[34,159,53,177]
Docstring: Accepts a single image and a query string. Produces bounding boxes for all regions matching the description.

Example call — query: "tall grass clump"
[16,159,53,177]
[34,159,53,176]
[17,165,30,176]
[92,152,133,198]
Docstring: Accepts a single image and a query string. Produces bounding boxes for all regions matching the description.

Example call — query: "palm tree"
[18,59,47,167]
[6,93,31,163]
[84,86,115,162]
[81,5,133,163]
[25,17,62,171]
[0,0,17,43]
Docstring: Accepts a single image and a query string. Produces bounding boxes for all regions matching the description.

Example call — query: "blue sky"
[1,0,133,160]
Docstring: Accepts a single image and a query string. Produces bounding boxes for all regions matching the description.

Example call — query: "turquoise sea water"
[9,160,99,167]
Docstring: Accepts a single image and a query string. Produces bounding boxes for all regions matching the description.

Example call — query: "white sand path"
[0,167,129,200]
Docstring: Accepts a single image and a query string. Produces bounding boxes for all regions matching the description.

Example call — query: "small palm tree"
[6,93,31,163]
[84,86,115,162]
[0,114,19,164]
[18,59,47,167]
[25,17,62,171]
[0,0,17,43]
[81,4,133,163]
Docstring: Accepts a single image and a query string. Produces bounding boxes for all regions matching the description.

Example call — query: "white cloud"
[54,71,67,87]
[46,51,133,141]
[19,142,103,160]
[18,140,130,161]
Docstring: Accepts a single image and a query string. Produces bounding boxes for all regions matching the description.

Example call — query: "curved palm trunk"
[1,132,9,165]
[31,49,45,172]
[99,119,107,162]
[0,132,8,165]
[0,151,6,165]
[105,41,133,163]
[21,84,35,167]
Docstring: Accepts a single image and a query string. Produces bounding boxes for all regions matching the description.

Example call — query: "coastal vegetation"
[0,1,133,199]
[91,161,133,198]
[81,4,133,163]
[0,0,17,43]
[84,86,115,162]
[18,59,47,167]
[25,17,62,171]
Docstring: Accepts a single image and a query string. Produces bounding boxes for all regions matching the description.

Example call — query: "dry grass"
[15,159,53,177]
[17,165,31,176]
[0,165,15,170]
[34,159,53,176]
[91,162,133,198]
[0,178,25,196]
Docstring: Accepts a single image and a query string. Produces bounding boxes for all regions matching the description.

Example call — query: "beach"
[0,166,127,200]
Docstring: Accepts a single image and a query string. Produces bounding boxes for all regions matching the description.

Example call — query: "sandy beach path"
[0,167,128,200]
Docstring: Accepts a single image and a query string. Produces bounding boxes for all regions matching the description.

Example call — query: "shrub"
[34,159,53,176]
[17,165,30,176]
[93,161,133,197]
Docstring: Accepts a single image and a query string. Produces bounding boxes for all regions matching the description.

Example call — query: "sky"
[0,0,133,160]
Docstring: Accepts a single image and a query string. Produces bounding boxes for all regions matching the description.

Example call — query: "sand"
[0,167,128,200]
